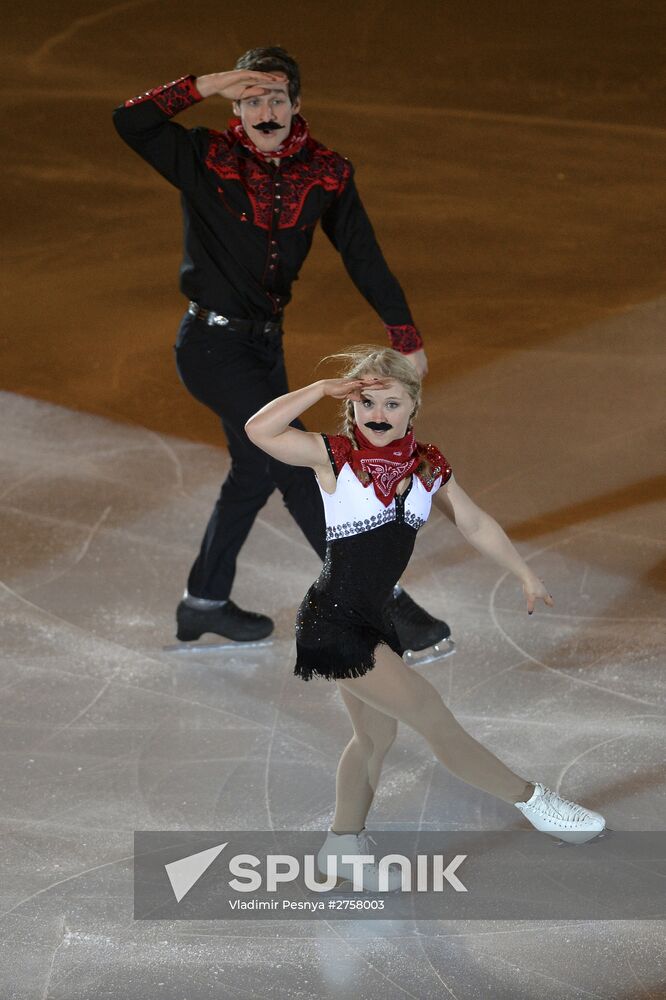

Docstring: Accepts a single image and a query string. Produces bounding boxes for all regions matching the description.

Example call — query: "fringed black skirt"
[294,523,417,681]
[295,584,403,681]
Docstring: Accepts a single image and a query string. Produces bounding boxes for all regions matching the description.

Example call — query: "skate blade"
[551,826,610,847]
[403,638,456,665]
[163,639,274,653]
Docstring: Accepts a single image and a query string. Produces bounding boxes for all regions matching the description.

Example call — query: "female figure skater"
[245,347,605,890]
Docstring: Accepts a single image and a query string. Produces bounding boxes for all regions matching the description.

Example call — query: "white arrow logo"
[165,843,227,902]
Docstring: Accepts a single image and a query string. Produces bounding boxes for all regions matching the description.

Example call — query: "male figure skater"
[113,46,449,653]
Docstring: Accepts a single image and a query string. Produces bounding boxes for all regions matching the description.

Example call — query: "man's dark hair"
[235,47,301,104]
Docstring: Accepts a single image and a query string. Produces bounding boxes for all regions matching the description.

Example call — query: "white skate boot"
[515,783,606,844]
[316,829,402,891]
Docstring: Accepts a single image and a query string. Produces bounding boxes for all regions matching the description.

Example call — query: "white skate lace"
[357,831,377,854]
[540,788,592,823]
[356,831,402,879]
[356,831,381,871]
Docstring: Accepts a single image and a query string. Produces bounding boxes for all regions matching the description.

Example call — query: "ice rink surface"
[2,2,666,997]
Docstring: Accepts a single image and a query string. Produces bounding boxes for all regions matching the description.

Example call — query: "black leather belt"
[188,301,282,335]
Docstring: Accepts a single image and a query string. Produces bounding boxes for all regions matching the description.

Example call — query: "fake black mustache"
[365,421,393,432]
[252,121,285,134]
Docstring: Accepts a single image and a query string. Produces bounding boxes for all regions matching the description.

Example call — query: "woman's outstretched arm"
[433,476,554,614]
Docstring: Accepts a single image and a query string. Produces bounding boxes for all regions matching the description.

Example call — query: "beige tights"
[332,643,531,834]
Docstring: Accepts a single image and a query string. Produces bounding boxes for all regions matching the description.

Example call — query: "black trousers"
[174,311,327,600]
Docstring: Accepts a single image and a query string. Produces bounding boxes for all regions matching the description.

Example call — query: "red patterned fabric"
[327,434,451,495]
[205,130,351,230]
[230,114,310,161]
[415,442,452,490]
[350,428,420,508]
[124,75,202,116]
[386,324,424,354]
[326,434,354,475]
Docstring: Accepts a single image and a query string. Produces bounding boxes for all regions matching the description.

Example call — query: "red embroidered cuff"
[385,324,424,354]
[124,75,203,116]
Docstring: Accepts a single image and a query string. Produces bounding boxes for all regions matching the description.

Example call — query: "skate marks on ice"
[2,386,665,993]
[2,365,665,997]
[489,533,665,708]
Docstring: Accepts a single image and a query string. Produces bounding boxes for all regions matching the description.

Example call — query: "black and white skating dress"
[295,434,452,681]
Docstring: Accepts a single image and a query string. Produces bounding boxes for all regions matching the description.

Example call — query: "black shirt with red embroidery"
[112,76,423,353]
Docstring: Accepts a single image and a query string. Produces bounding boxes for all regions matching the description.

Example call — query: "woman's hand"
[521,572,554,615]
[319,377,388,401]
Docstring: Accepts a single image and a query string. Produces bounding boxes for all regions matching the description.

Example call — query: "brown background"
[3,1,665,448]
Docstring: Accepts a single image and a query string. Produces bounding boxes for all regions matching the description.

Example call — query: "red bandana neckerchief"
[351,427,420,508]
[230,114,310,161]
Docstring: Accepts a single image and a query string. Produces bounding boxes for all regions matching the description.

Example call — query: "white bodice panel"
[317,462,442,541]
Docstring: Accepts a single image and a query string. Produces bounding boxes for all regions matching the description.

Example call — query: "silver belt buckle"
[188,301,229,326]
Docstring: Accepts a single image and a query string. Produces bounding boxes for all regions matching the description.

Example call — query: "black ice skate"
[385,586,455,664]
[175,599,274,645]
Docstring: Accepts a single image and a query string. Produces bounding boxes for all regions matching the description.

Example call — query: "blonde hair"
[322,345,422,440]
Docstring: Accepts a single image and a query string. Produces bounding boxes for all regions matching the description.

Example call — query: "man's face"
[233,80,301,153]
[352,379,414,446]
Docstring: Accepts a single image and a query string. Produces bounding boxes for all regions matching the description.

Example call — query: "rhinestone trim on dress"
[325,507,425,540]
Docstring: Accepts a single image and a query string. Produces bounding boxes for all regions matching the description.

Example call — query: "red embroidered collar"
[230,114,310,161]
[350,428,420,508]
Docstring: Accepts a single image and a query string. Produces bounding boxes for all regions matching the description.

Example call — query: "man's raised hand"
[403,348,428,378]
[195,70,288,102]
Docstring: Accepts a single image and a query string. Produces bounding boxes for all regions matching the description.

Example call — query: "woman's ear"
[232,101,240,116]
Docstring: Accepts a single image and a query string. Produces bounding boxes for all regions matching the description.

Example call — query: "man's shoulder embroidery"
[205,129,241,180]
[307,140,352,191]
[203,134,353,230]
